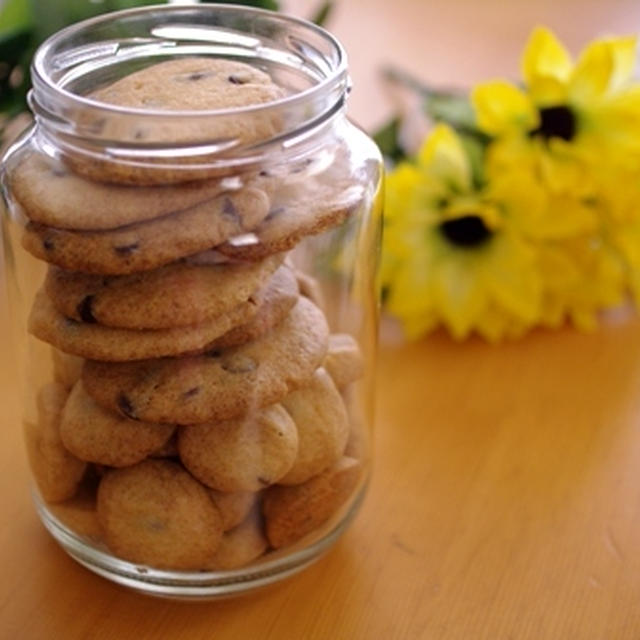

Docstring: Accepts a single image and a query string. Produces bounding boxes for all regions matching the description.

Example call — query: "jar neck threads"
[28,5,350,176]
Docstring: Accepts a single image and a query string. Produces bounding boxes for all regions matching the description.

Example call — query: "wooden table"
[4,309,640,638]
[4,1,640,638]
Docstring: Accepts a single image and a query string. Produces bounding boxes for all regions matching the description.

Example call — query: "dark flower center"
[439,215,492,248]
[531,105,576,141]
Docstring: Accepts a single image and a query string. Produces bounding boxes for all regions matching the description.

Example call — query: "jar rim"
[31,3,349,121]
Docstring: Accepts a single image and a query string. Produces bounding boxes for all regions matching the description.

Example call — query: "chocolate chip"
[205,349,222,358]
[259,170,271,177]
[188,72,208,81]
[228,74,245,85]
[113,242,140,256]
[43,238,55,251]
[117,393,137,420]
[183,387,200,399]
[76,295,96,324]
[133,130,145,140]
[222,197,239,220]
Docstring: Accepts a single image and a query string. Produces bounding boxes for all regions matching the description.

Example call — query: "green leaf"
[0,29,32,66]
[382,66,484,134]
[26,0,169,43]
[0,0,32,35]
[424,92,477,131]
[310,1,333,26]
[373,116,407,164]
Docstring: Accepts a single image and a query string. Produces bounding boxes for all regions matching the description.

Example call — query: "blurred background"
[4,0,640,132]
[4,0,640,341]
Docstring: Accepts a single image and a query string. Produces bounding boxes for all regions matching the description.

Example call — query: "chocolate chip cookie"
[22,187,270,275]
[178,403,298,492]
[60,381,175,467]
[82,296,329,424]
[45,254,282,329]
[29,288,256,362]
[97,459,224,569]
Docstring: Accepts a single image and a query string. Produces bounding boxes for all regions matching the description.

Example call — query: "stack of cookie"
[9,58,368,571]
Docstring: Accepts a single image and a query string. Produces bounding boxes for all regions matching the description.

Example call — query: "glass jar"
[0,5,382,598]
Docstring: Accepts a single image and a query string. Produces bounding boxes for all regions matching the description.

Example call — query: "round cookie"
[263,456,362,549]
[60,381,175,468]
[22,187,270,275]
[82,296,329,424]
[24,383,87,503]
[8,151,236,230]
[279,368,349,486]
[45,254,282,330]
[205,511,268,570]
[208,490,258,532]
[29,288,256,362]
[323,333,365,389]
[178,404,298,492]
[67,58,286,185]
[217,147,366,261]
[97,459,224,569]
[91,58,284,134]
[204,261,299,350]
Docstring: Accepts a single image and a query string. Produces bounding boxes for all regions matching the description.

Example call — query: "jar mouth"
[27,4,350,173]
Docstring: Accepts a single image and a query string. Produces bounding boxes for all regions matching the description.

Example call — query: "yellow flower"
[607,218,640,305]
[486,167,599,240]
[382,124,543,341]
[472,27,640,204]
[537,236,626,331]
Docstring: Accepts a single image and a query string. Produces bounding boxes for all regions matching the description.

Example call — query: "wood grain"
[3,304,640,638]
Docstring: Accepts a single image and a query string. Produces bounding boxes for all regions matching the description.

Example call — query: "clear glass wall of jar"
[0,5,382,598]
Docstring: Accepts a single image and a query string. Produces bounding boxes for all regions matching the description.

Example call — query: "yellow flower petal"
[486,168,546,234]
[480,234,541,321]
[402,312,439,340]
[522,27,572,100]
[472,80,538,136]
[417,124,471,191]
[604,35,636,90]
[589,86,640,152]
[384,163,421,222]
[570,40,615,102]
[535,195,599,239]
[431,255,487,339]
[475,305,529,343]
[525,77,568,106]
[570,308,599,332]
